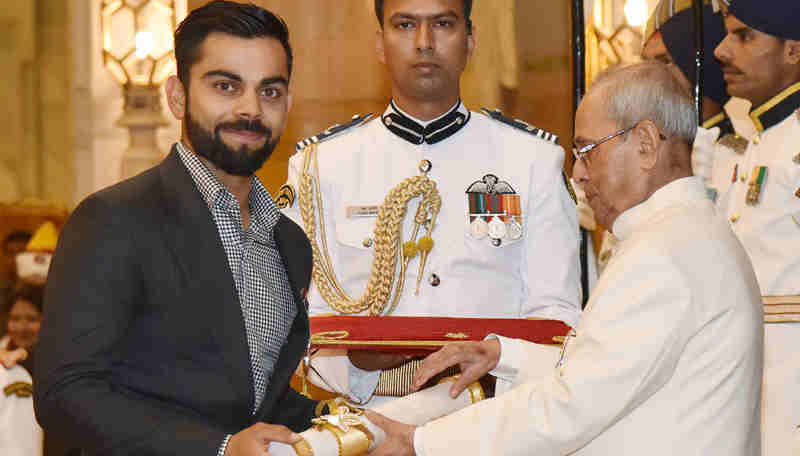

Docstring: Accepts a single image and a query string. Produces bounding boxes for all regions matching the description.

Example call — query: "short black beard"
[184,104,278,177]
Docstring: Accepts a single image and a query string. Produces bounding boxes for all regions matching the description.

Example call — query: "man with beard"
[712,1,800,453]
[34,2,316,455]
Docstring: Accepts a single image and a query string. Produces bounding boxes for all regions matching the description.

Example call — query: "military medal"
[466,174,522,245]
[746,166,767,206]
[467,192,489,239]
[470,218,489,239]
[488,217,507,240]
[731,164,738,183]
[506,219,523,240]
[503,194,523,240]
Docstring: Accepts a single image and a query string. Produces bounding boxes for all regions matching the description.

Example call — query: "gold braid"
[298,144,441,316]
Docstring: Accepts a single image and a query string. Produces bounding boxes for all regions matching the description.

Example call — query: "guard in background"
[0,365,42,456]
[280,0,581,405]
[714,1,800,453]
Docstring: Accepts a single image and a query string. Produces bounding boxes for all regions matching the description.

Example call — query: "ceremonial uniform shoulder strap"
[295,113,374,152]
[481,108,559,145]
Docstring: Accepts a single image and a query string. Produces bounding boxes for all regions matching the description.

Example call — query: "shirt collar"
[749,81,800,133]
[175,142,281,233]
[381,100,470,145]
[612,176,708,241]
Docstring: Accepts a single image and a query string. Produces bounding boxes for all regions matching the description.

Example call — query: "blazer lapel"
[254,215,313,421]
[273,214,313,305]
[156,147,255,417]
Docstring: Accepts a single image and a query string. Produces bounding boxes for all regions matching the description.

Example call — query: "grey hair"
[590,62,697,145]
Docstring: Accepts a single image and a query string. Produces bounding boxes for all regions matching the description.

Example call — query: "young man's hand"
[224,423,301,456]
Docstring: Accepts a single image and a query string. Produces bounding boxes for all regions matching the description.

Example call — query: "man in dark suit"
[34,2,316,455]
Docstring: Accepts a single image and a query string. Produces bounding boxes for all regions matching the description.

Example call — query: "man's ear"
[467,24,476,60]
[165,75,187,120]
[376,29,386,65]
[635,120,662,171]
[784,39,800,66]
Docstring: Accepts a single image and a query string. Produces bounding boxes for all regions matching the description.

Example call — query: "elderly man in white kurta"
[367,62,764,456]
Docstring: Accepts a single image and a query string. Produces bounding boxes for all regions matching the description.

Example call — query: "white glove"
[692,126,721,184]
[571,178,596,231]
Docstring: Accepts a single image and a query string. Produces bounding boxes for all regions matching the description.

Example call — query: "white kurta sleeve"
[418,254,694,456]
[489,335,560,385]
[520,145,581,327]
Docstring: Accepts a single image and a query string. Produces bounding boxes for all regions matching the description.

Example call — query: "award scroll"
[310,315,571,354]
[268,377,485,456]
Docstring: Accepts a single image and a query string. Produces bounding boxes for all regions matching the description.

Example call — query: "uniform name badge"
[466,174,523,247]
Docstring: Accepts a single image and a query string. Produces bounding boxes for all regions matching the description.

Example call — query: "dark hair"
[374,0,473,34]
[3,231,32,255]
[174,1,293,88]
[5,282,44,316]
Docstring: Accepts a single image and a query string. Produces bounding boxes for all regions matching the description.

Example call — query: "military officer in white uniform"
[282,0,581,404]
[712,1,800,454]
[369,62,763,456]
[0,365,43,456]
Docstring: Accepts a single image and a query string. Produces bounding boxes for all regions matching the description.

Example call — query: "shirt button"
[362,238,373,248]
[428,273,440,287]
[730,213,740,223]
[419,159,432,174]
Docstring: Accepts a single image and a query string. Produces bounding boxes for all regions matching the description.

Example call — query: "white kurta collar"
[612,176,707,241]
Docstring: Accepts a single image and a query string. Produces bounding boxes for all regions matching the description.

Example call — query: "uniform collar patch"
[702,111,735,137]
[382,100,470,145]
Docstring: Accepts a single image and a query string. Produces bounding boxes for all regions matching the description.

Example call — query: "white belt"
[763,296,800,324]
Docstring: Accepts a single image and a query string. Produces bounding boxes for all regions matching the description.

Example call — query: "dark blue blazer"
[35,147,316,455]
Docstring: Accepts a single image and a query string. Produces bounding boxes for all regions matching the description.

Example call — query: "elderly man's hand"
[412,339,501,398]
[0,347,28,369]
[366,410,416,456]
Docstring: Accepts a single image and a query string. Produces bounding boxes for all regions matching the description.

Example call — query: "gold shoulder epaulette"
[481,108,559,144]
[295,114,373,152]
[4,381,33,398]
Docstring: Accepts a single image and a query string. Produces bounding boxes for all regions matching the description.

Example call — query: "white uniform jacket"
[708,82,800,456]
[0,363,43,456]
[416,177,764,456]
[284,102,582,400]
